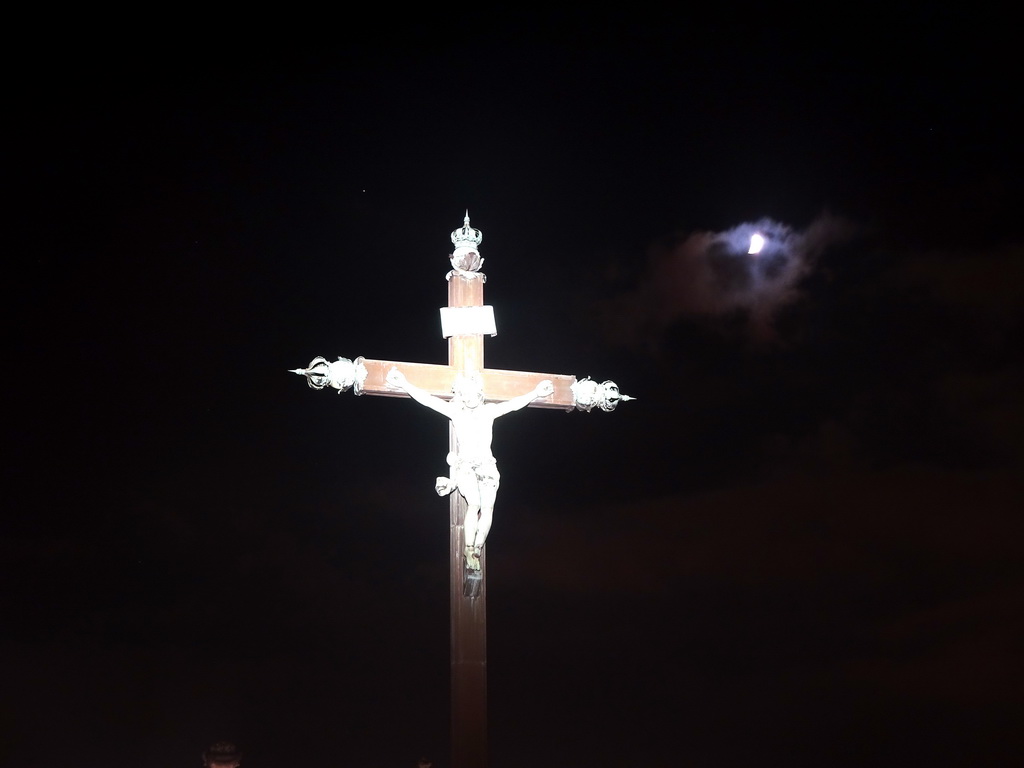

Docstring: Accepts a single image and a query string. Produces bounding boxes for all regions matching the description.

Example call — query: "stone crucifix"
[384,365,555,570]
[290,213,631,768]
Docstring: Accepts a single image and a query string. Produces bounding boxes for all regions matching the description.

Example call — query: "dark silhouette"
[202,741,242,768]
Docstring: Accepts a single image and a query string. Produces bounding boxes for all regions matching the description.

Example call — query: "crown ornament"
[289,356,368,394]
[448,211,485,280]
[571,377,635,412]
[451,210,483,250]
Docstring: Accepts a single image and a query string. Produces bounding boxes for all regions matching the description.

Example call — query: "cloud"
[498,464,1024,599]
[880,241,1024,464]
[850,583,1024,704]
[601,212,855,349]
[893,241,1024,318]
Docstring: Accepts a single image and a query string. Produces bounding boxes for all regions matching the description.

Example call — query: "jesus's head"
[453,373,484,409]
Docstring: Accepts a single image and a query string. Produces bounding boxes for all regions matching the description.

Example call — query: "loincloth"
[436,453,501,495]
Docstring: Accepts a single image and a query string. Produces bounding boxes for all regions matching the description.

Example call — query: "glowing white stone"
[748,233,765,254]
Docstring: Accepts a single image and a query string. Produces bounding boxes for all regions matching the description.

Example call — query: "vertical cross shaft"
[447,273,487,768]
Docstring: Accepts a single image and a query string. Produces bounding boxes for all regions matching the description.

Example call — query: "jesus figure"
[386,367,554,570]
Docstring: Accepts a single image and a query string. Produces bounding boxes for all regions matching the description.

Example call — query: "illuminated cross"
[291,213,631,768]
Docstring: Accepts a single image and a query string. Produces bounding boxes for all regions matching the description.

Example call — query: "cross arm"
[356,358,457,400]
[291,356,632,412]
[357,358,577,411]
[479,368,576,411]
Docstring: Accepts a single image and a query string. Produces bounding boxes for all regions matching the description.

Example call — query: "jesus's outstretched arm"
[386,367,454,418]
[490,379,554,417]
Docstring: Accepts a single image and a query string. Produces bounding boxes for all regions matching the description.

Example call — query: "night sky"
[6,11,1023,768]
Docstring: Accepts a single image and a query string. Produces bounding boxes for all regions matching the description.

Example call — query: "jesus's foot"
[464,546,481,571]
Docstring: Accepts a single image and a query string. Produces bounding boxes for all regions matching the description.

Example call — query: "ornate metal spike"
[290,356,367,394]
[570,377,635,412]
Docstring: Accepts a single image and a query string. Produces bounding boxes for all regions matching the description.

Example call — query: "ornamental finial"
[451,210,483,250]
[290,356,367,394]
[449,210,485,281]
[570,377,636,412]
